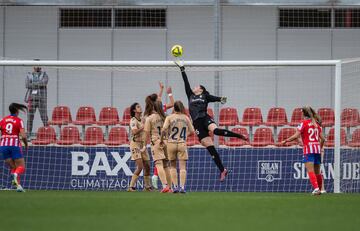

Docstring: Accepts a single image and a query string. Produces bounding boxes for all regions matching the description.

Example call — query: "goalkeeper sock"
[129,175,139,188]
[206,146,225,172]
[213,128,245,139]
[316,174,323,190]
[308,172,319,189]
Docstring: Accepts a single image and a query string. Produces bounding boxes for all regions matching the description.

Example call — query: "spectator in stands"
[24,60,49,137]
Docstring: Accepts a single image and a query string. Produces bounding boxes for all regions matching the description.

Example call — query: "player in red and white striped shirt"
[0,103,28,192]
[282,106,325,195]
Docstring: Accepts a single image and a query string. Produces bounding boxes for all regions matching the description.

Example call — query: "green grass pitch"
[0,191,359,231]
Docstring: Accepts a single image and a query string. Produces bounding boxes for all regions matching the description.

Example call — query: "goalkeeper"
[175,61,247,181]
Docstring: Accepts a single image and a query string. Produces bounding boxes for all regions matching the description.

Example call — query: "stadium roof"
[1,0,360,6]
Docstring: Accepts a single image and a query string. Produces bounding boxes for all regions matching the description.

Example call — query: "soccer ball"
[171,45,183,57]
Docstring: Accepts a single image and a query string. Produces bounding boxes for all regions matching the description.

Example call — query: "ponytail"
[9,103,27,114]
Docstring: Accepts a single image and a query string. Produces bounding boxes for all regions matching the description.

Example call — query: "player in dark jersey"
[0,103,28,192]
[175,61,247,181]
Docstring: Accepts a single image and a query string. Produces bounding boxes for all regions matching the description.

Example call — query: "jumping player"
[161,101,194,193]
[127,102,152,192]
[144,101,171,193]
[145,84,174,189]
[0,103,28,192]
[175,61,247,181]
[282,106,325,195]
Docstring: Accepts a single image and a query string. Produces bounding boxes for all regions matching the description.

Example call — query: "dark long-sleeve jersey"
[181,70,222,121]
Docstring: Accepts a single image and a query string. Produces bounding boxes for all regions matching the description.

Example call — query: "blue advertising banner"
[0,147,359,192]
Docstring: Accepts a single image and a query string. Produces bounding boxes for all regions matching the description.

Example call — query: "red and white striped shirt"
[0,115,24,147]
[297,119,322,155]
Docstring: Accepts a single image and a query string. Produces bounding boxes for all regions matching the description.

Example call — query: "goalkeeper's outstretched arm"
[175,61,192,99]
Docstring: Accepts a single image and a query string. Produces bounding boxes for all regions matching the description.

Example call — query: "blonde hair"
[302,106,321,127]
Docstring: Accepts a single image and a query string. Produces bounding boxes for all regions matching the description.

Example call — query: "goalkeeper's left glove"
[174,60,185,72]
[220,96,227,104]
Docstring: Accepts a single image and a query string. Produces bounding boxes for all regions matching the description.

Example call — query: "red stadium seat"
[80,126,104,145]
[219,107,239,126]
[73,106,96,126]
[186,133,200,146]
[251,127,274,147]
[289,108,303,126]
[265,107,288,126]
[325,128,347,147]
[276,128,298,147]
[31,126,56,145]
[348,128,360,147]
[318,108,334,127]
[105,127,129,146]
[341,108,360,127]
[225,127,249,147]
[120,107,131,126]
[239,107,263,126]
[56,126,80,145]
[48,106,72,126]
[97,107,120,126]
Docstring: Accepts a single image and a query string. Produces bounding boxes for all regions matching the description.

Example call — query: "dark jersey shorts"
[193,114,216,141]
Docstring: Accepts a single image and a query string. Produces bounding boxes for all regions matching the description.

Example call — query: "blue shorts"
[0,146,24,160]
[303,153,321,165]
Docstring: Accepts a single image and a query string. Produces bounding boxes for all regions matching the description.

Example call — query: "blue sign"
[1,147,359,192]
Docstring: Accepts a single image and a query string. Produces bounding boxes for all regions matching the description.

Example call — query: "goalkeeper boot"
[16,185,25,193]
[220,169,229,182]
[311,188,321,196]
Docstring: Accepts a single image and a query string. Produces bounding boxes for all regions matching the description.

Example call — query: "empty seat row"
[31,125,360,148]
[219,107,360,128]
[47,106,360,129]
[32,126,128,146]
[48,106,130,127]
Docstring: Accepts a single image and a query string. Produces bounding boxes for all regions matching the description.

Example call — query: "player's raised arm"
[164,86,175,109]
[175,61,192,99]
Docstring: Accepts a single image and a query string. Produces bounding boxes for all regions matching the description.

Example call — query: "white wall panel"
[59,30,112,116]
[4,6,58,132]
[113,29,167,112]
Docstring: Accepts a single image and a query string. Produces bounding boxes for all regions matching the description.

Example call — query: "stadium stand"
[80,126,104,145]
[225,127,249,147]
[104,126,129,146]
[31,126,57,145]
[276,127,298,147]
[348,128,360,147]
[56,126,81,145]
[289,108,303,126]
[48,106,72,126]
[325,127,347,147]
[120,107,131,126]
[318,108,335,127]
[219,107,239,127]
[251,127,274,147]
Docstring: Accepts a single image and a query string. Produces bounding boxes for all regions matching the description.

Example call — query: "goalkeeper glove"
[174,60,185,72]
[220,96,227,104]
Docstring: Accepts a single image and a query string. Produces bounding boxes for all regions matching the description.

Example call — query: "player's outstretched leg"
[155,160,171,193]
[201,137,229,181]
[179,160,187,193]
[128,159,143,192]
[169,160,179,193]
[213,128,248,141]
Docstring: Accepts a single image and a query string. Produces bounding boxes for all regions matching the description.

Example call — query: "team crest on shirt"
[258,160,282,182]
